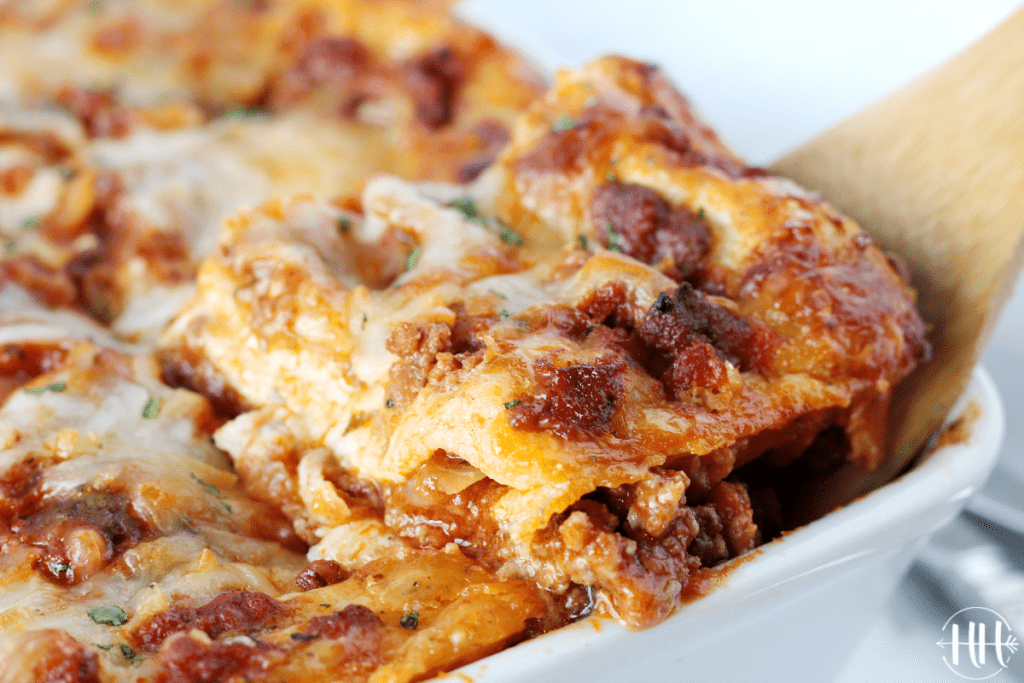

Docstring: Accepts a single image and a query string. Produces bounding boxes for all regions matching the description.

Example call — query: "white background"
[461,1,1024,681]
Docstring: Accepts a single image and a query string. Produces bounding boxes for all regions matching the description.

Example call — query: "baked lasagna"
[0,2,928,682]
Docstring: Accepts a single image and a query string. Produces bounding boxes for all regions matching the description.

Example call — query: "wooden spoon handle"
[771,6,1024,513]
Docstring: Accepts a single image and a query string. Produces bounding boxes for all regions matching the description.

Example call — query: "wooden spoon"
[770,6,1024,517]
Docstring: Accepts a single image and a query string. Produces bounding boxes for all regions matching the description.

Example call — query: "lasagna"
[0,2,928,682]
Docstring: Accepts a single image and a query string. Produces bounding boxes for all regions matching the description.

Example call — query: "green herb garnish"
[142,398,161,419]
[488,288,507,299]
[448,197,478,220]
[605,222,621,252]
[119,643,143,663]
[499,309,510,320]
[399,611,419,630]
[578,234,588,250]
[499,225,523,246]
[503,400,521,409]
[385,398,394,409]
[88,606,128,626]
[97,644,114,650]
[47,561,70,575]
[25,382,66,395]
[190,474,231,512]
[337,216,352,234]
[406,246,422,271]
[551,115,577,132]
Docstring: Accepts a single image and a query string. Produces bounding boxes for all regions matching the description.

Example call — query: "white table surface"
[461,1,1024,680]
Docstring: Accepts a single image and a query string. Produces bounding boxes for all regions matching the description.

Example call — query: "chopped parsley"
[499,224,523,246]
[142,398,161,419]
[488,288,507,299]
[47,561,69,575]
[605,222,622,252]
[503,400,521,409]
[119,643,143,663]
[24,382,66,395]
[87,606,128,626]
[320,603,331,608]
[697,207,706,221]
[448,197,478,220]
[399,611,419,630]
[551,114,577,132]
[385,398,394,409]
[337,216,352,234]
[499,309,510,320]
[96,644,114,651]
[190,474,232,513]
[406,246,422,271]
[591,456,598,462]
[578,234,588,250]
[20,217,40,231]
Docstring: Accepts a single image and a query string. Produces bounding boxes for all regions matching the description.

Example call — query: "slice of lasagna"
[162,56,928,630]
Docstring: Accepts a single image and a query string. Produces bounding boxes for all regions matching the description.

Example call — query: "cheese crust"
[0,3,928,682]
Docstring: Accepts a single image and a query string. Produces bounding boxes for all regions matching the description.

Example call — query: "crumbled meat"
[6,489,155,585]
[634,282,774,396]
[295,559,349,591]
[26,630,100,683]
[405,46,465,128]
[508,358,625,439]
[271,37,373,115]
[591,181,711,281]
[134,591,289,652]
[153,635,284,683]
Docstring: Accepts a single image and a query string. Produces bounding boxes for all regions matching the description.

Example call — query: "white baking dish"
[442,366,1004,683]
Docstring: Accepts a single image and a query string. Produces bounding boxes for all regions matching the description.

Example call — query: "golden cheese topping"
[0,6,930,681]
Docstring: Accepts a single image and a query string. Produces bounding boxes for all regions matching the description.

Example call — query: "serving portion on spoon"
[772,5,1024,517]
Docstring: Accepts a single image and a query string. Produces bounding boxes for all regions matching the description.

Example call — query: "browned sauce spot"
[516,105,620,175]
[591,181,711,282]
[7,489,155,585]
[31,630,100,683]
[0,458,43,519]
[458,119,511,182]
[0,131,72,165]
[508,358,625,439]
[0,165,33,195]
[271,36,372,115]
[91,18,143,55]
[159,344,251,419]
[0,257,78,309]
[295,559,349,591]
[302,603,383,641]
[635,283,773,396]
[405,46,465,128]
[741,224,929,379]
[932,400,981,451]
[135,591,289,652]
[153,635,283,683]
[56,87,133,139]
[0,342,69,402]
